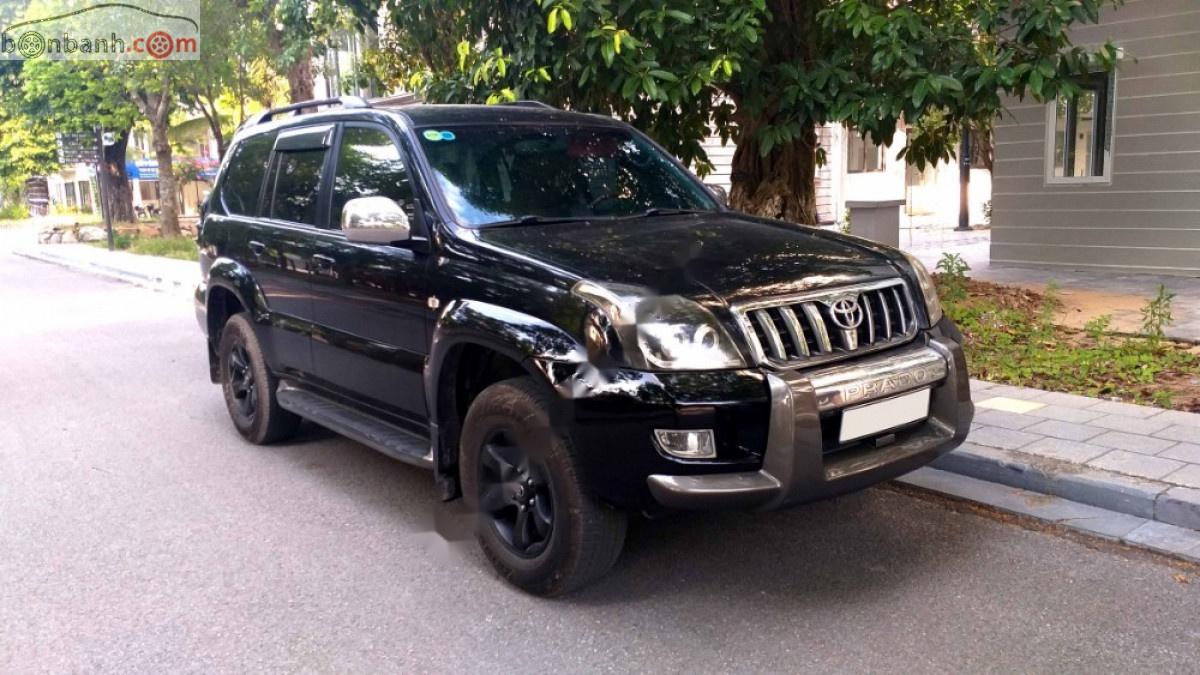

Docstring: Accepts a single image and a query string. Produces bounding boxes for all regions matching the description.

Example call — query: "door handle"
[248,240,266,256]
[311,254,336,273]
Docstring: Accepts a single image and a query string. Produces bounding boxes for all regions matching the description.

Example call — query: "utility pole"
[94,127,114,251]
[956,127,972,231]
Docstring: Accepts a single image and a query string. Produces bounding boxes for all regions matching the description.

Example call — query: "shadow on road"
[269,418,976,607]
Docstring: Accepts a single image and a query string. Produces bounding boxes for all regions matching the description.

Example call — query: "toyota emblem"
[828,296,864,330]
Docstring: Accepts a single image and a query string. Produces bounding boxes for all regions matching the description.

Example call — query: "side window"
[847,132,885,173]
[1047,70,1114,182]
[268,147,328,226]
[220,132,276,216]
[330,126,416,229]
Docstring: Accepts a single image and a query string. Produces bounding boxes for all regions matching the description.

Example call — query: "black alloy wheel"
[478,433,555,558]
[226,342,257,423]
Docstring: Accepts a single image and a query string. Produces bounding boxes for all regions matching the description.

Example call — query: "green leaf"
[547,7,559,34]
[560,8,573,30]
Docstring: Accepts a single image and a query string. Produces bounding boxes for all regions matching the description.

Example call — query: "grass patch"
[936,263,1200,412]
[90,234,197,261]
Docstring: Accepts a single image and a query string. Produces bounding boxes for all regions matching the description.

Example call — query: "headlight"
[901,251,943,325]
[573,281,745,371]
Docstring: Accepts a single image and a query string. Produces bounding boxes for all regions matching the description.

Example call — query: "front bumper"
[645,335,972,511]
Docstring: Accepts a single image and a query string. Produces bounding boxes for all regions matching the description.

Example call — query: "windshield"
[415,124,718,226]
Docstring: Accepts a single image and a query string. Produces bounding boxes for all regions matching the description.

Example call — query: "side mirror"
[705,183,729,207]
[342,196,411,244]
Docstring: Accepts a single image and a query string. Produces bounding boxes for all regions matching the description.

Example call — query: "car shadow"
[258,417,977,606]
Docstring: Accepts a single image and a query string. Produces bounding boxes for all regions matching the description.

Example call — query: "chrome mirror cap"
[342,196,411,244]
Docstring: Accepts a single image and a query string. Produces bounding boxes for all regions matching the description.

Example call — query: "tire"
[217,313,300,445]
[460,377,627,596]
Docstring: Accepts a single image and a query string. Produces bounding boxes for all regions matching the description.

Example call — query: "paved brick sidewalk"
[965,380,1200,486]
[934,379,1200,535]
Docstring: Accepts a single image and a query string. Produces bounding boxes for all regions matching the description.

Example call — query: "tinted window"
[268,148,327,225]
[220,132,275,216]
[415,125,716,226]
[330,126,415,228]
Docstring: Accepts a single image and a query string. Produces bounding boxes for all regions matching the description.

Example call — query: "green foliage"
[1083,314,1112,341]
[91,234,196,260]
[0,202,30,220]
[934,252,971,303]
[128,236,198,261]
[939,278,1197,408]
[370,0,1122,177]
[1141,284,1175,344]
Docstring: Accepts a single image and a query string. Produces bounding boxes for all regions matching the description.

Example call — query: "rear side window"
[329,126,416,229]
[220,133,275,216]
[267,148,328,226]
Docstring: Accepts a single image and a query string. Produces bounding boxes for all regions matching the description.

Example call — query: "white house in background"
[46,165,97,215]
[702,123,991,228]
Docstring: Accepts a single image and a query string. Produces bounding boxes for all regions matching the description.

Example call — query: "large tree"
[16,61,140,223]
[373,0,1121,223]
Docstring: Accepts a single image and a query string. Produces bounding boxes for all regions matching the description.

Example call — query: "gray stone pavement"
[905,229,1200,342]
[933,379,1200,535]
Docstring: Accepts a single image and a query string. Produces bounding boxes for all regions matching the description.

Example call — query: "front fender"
[425,299,585,497]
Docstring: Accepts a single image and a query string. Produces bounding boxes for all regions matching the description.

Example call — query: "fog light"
[653,429,717,459]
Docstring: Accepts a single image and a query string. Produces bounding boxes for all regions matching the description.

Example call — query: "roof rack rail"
[244,96,372,128]
[502,100,556,110]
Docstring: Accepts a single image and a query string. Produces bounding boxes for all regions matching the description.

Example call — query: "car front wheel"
[460,377,627,596]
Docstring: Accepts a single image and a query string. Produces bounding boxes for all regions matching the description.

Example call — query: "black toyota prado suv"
[196,97,973,595]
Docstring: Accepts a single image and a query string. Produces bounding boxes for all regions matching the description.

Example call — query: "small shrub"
[0,202,29,220]
[128,236,197,261]
[1084,314,1113,341]
[935,252,971,303]
[1141,284,1175,343]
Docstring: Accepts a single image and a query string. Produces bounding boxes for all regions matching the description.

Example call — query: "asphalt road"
[2,250,1199,674]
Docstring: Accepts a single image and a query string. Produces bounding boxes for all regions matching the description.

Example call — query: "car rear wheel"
[217,313,300,444]
[460,377,627,596]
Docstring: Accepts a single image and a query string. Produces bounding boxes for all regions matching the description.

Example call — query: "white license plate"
[839,388,931,443]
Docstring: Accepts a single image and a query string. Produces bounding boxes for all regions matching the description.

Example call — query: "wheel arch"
[426,299,586,500]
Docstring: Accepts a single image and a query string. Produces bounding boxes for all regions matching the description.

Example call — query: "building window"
[847,132,886,173]
[1046,71,1114,182]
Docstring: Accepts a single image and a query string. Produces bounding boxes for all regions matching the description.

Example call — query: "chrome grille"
[733,279,918,368]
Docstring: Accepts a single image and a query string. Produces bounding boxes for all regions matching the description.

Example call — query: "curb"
[897,468,1200,564]
[12,247,194,296]
[932,442,1200,532]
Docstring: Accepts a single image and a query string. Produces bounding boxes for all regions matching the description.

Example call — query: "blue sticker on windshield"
[439,130,456,141]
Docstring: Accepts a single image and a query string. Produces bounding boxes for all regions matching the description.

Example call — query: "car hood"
[472,212,903,305]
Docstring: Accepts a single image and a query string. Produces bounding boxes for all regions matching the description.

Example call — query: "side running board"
[277,383,434,469]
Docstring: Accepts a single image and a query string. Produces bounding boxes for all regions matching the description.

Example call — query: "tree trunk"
[286,47,315,103]
[150,120,180,237]
[726,0,821,224]
[729,120,818,224]
[100,128,135,223]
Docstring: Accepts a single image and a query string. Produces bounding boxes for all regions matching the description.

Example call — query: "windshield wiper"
[482,215,592,228]
[619,208,711,220]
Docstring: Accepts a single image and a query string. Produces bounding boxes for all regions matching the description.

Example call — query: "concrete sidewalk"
[926,379,1200,560]
[10,243,198,297]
